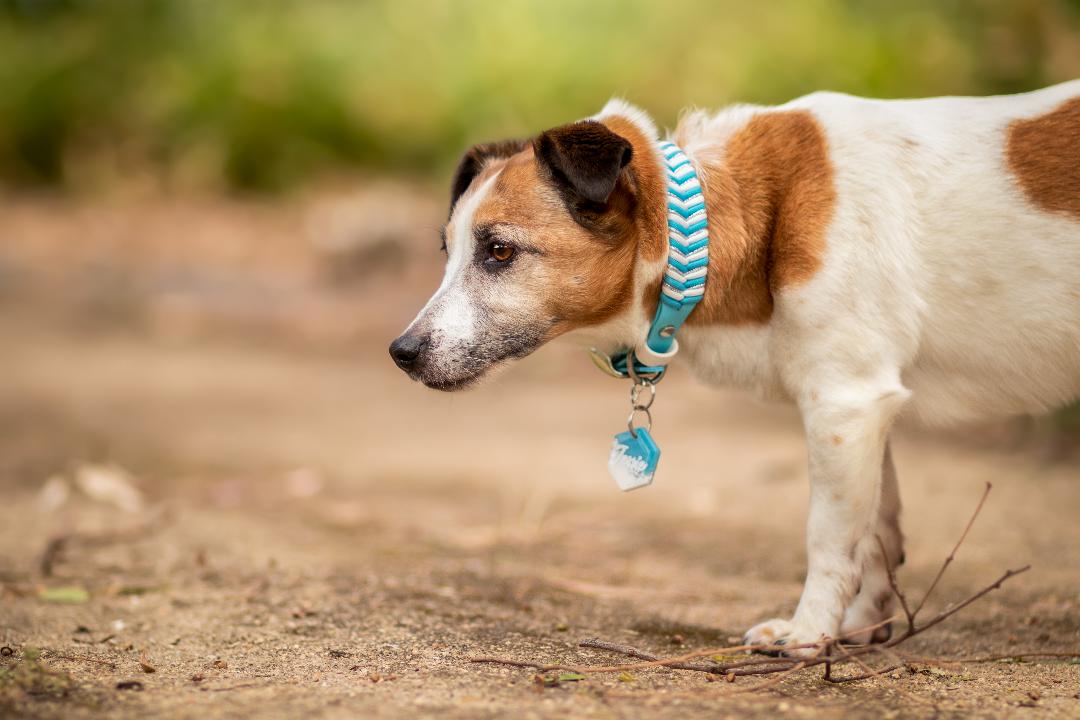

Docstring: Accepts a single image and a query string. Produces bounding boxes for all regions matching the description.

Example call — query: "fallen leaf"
[617,671,635,682]
[139,651,156,673]
[557,672,586,682]
[534,674,559,689]
[38,586,89,604]
[711,654,743,663]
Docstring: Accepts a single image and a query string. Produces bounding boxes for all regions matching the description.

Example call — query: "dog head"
[390,102,665,390]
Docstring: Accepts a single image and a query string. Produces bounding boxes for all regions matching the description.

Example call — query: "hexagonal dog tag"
[608,428,661,491]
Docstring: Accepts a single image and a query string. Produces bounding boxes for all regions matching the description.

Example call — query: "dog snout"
[389,332,428,371]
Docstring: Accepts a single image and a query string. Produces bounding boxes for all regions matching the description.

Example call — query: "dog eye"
[488,242,515,263]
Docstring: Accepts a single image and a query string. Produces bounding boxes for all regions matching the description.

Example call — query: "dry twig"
[912,482,992,617]
[469,483,1080,690]
[42,650,118,670]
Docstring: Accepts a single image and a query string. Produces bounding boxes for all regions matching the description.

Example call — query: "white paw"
[839,619,892,645]
[742,618,826,657]
[840,592,894,644]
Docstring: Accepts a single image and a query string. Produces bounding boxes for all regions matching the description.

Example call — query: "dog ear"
[449,139,528,213]
[534,120,633,206]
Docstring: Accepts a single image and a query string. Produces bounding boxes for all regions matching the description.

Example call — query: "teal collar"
[590,140,710,381]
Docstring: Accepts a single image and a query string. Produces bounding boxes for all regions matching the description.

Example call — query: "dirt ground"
[1,189,1078,719]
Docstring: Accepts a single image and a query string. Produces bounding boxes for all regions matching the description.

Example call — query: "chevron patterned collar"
[589,139,710,381]
[596,140,710,492]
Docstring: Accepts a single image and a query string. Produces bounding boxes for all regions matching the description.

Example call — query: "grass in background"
[0,0,1078,191]
[0,0,1077,445]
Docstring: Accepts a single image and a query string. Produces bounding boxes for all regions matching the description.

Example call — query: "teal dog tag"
[608,428,661,491]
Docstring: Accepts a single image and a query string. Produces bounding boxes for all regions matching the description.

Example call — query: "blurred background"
[1,0,1077,440]
[3,0,1080,192]
[1,2,1078,717]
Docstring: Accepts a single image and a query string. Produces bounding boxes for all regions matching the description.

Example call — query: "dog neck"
[669,106,835,329]
[587,102,834,365]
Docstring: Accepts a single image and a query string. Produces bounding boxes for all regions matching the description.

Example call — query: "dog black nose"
[389,333,427,370]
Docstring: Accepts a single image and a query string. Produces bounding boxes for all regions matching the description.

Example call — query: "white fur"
[405,172,499,348]
[592,82,1080,652]
[594,98,660,143]
[412,86,1079,651]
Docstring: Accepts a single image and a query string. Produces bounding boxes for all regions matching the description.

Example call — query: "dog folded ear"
[450,139,528,213]
[534,120,633,205]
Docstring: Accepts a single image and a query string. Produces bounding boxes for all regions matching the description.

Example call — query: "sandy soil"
[0,191,1078,719]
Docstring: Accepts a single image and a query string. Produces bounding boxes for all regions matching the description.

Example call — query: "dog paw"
[742,618,826,657]
[840,587,895,644]
[840,621,892,645]
[839,606,893,645]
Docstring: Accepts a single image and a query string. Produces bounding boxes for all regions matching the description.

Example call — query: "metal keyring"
[630,380,656,411]
[626,352,665,385]
[627,406,653,438]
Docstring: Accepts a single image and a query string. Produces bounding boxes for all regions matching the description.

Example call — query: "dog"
[389,82,1080,653]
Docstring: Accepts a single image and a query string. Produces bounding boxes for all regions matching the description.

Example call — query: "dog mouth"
[417,372,484,392]
[404,359,494,392]
[396,325,549,392]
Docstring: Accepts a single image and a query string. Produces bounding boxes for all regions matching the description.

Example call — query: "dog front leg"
[744,382,908,654]
[840,440,904,643]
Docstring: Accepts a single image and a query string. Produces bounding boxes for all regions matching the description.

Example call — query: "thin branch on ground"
[876,534,915,631]
[904,652,1080,665]
[469,483,1080,690]
[911,481,991,617]
[42,650,118,670]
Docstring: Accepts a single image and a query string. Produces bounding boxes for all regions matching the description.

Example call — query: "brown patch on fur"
[461,113,669,338]
[676,110,836,326]
[641,275,664,320]
[599,116,667,263]
[449,139,530,214]
[1006,97,1080,219]
[472,146,637,335]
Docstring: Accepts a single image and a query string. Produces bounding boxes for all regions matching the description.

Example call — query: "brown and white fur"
[390,82,1080,652]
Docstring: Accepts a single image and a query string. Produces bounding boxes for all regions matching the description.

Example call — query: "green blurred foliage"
[0,0,1078,191]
